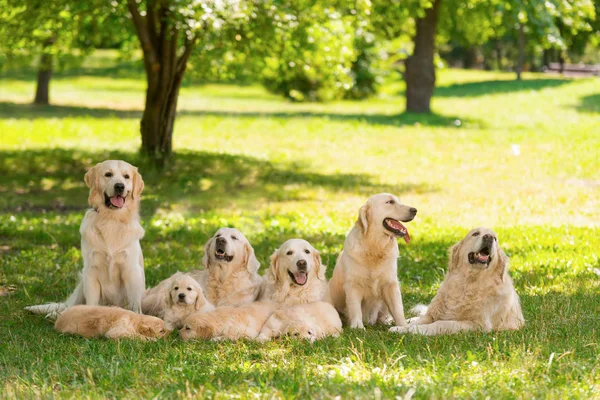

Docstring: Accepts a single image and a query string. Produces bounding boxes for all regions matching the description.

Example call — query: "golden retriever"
[329,193,417,329]
[142,272,214,330]
[179,301,276,341]
[256,301,342,342]
[188,228,262,307]
[26,160,145,319]
[259,239,330,306]
[55,305,167,341]
[390,227,524,335]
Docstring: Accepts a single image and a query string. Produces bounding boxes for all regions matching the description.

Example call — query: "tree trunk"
[495,41,503,70]
[516,23,525,81]
[34,51,53,105]
[405,0,441,113]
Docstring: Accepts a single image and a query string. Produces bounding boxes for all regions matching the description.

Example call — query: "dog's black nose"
[114,183,125,193]
[178,293,186,299]
[296,259,307,269]
[483,234,493,241]
[216,237,227,246]
[410,207,417,214]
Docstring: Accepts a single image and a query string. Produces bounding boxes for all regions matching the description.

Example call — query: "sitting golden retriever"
[329,193,417,329]
[179,301,276,341]
[259,239,330,306]
[26,160,146,319]
[257,301,342,342]
[390,227,524,335]
[189,228,262,307]
[142,272,214,330]
[55,305,167,341]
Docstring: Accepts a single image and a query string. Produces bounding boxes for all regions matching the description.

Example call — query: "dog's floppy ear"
[448,240,464,271]
[495,247,510,282]
[193,282,208,311]
[131,167,145,200]
[268,248,281,283]
[357,203,370,235]
[84,164,102,206]
[202,236,214,269]
[242,241,260,274]
[312,248,325,281]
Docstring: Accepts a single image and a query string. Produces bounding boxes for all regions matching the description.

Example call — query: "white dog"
[142,272,214,330]
[329,193,417,329]
[390,228,524,335]
[26,160,145,319]
[189,228,262,307]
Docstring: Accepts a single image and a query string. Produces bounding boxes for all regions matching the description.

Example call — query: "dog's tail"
[411,304,429,317]
[24,281,84,320]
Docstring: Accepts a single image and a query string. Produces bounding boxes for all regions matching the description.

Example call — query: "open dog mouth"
[288,270,307,286]
[104,193,125,209]
[383,218,411,243]
[215,248,234,262]
[468,246,492,265]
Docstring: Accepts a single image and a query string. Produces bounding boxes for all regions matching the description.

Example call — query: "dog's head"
[269,239,324,287]
[166,273,208,311]
[179,313,212,341]
[84,160,144,212]
[138,316,169,338]
[449,227,509,276]
[202,227,259,274]
[285,320,317,342]
[356,193,417,244]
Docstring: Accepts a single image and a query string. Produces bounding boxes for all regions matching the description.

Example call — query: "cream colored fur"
[179,301,276,341]
[329,193,417,329]
[55,305,167,341]
[189,228,262,307]
[259,239,330,306]
[25,160,146,319]
[390,227,524,336]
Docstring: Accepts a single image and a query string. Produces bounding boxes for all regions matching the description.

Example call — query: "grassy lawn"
[1,51,599,398]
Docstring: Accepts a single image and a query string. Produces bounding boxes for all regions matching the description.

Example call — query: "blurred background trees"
[1,0,597,162]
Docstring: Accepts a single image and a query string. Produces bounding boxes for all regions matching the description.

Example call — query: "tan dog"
[259,239,330,306]
[257,301,342,342]
[179,301,276,341]
[189,228,262,307]
[142,272,214,330]
[329,193,417,329]
[55,305,167,341]
[390,228,524,335]
[26,160,145,319]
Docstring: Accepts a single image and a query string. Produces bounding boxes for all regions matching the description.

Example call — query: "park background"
[1,0,599,398]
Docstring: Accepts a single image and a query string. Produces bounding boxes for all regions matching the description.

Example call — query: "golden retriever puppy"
[259,239,330,306]
[256,301,342,342]
[26,160,146,319]
[390,228,524,335]
[55,305,168,341]
[329,193,417,329]
[179,301,276,341]
[188,228,262,307]
[142,272,214,330]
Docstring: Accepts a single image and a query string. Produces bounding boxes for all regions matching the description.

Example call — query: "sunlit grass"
[0,51,599,398]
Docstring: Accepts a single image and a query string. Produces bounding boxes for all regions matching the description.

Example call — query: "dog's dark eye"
[105,172,113,177]
[185,326,191,330]
[231,235,238,241]
[286,250,293,255]
[304,249,310,254]
[187,287,192,291]
[293,332,299,336]
[386,199,395,204]
[124,174,130,179]
[472,232,480,237]
[174,286,179,290]
[216,234,221,238]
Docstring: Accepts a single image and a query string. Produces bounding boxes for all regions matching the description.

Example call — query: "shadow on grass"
[434,78,573,98]
[575,93,600,113]
[0,101,476,128]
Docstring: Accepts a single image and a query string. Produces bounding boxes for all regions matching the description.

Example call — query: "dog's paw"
[389,325,409,334]
[349,321,365,330]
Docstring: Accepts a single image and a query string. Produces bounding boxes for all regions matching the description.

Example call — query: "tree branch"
[146,0,159,45]
[127,0,157,66]
[176,35,197,76]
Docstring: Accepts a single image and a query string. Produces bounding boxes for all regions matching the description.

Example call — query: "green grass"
[1,51,599,398]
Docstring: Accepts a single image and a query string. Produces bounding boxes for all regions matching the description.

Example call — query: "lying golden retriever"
[257,301,342,342]
[259,239,330,306]
[189,228,262,307]
[26,160,146,319]
[329,193,417,329]
[390,227,524,335]
[55,305,167,341]
[179,301,277,341]
[142,272,214,330]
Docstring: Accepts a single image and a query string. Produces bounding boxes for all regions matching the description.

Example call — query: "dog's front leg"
[344,282,364,329]
[121,262,145,314]
[381,282,407,327]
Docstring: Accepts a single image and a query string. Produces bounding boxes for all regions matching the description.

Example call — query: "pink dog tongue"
[110,196,124,208]
[294,272,307,285]
[388,219,410,244]
[403,230,411,244]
